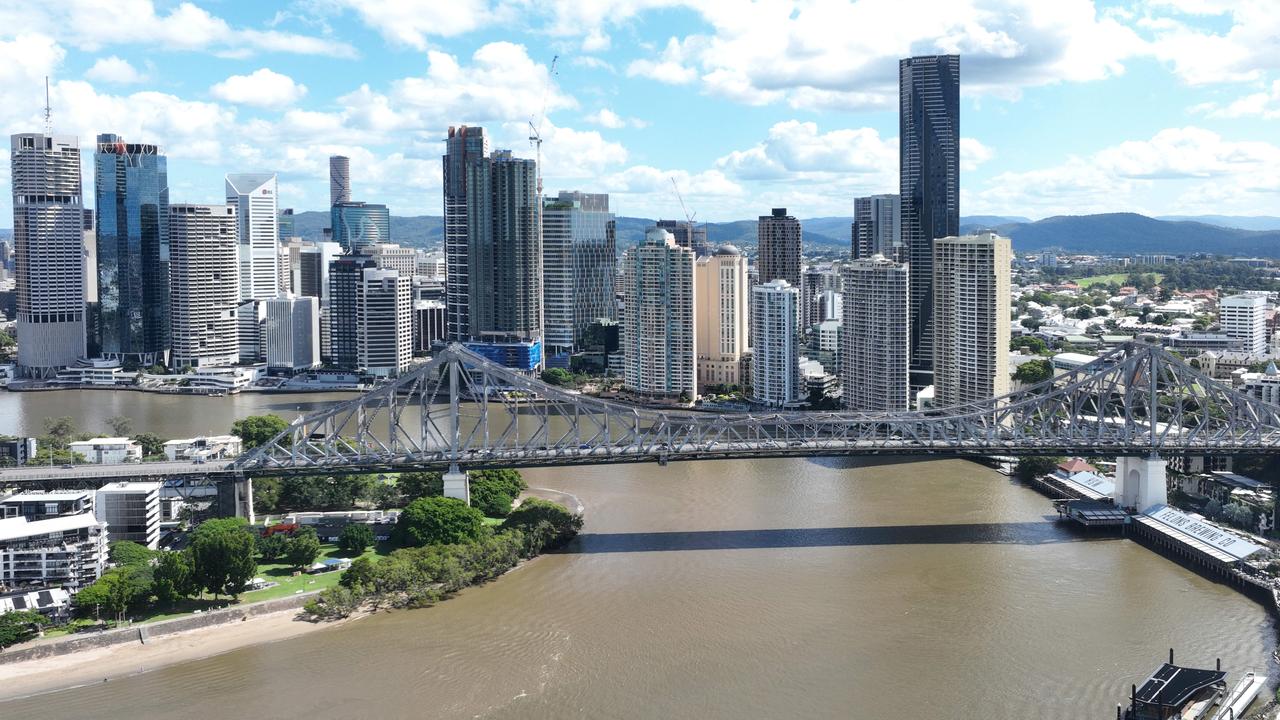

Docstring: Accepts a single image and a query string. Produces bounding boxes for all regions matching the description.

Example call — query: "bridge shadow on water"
[557,521,1117,554]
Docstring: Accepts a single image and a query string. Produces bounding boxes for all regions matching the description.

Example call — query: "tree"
[257,532,289,562]
[540,368,573,386]
[75,566,152,622]
[398,472,443,502]
[338,523,375,554]
[27,448,87,466]
[1010,336,1049,355]
[369,482,403,510]
[42,416,78,450]
[1014,359,1054,385]
[0,610,45,649]
[393,497,485,548]
[339,556,377,593]
[151,550,196,606]
[190,518,258,598]
[277,474,375,511]
[231,414,290,450]
[254,477,282,514]
[109,540,155,567]
[1014,456,1063,482]
[1073,305,1094,320]
[132,432,167,458]
[105,415,133,437]
[286,527,322,569]
[469,470,527,518]
[501,498,584,554]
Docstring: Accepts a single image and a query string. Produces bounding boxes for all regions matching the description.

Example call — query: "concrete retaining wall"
[0,592,318,666]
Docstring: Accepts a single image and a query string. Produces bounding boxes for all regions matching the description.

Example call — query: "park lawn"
[1074,272,1164,288]
[241,541,393,602]
[483,516,505,526]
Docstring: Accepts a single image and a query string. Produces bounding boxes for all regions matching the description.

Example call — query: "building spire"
[43,76,52,133]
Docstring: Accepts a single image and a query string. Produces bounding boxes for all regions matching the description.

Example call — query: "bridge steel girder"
[225,342,1280,476]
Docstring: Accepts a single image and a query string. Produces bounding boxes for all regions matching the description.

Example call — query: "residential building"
[0,514,108,589]
[10,133,86,377]
[328,255,374,369]
[68,438,142,464]
[332,201,390,255]
[0,438,37,467]
[695,245,749,389]
[162,435,243,462]
[94,482,161,549]
[264,294,320,371]
[0,491,94,520]
[852,194,902,261]
[841,255,910,411]
[811,319,842,376]
[1220,294,1267,356]
[751,279,803,407]
[900,54,960,390]
[225,173,279,301]
[932,232,1010,407]
[330,155,350,206]
[757,208,802,289]
[802,265,842,328]
[443,125,489,342]
[358,267,411,377]
[542,191,616,366]
[92,134,169,366]
[169,204,239,368]
[622,228,696,399]
[655,219,709,256]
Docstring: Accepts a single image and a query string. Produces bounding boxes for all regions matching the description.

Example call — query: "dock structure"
[1123,651,1226,720]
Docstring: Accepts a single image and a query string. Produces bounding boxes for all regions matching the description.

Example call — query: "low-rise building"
[1,490,94,520]
[162,435,244,462]
[0,587,72,617]
[0,437,37,466]
[0,514,108,589]
[95,482,161,549]
[68,438,142,464]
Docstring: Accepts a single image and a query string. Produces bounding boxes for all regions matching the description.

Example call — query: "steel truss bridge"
[224,342,1280,477]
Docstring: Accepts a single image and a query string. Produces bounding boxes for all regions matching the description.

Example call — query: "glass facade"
[332,202,390,254]
[93,133,169,365]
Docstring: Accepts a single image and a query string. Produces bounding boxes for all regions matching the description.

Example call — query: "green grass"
[241,541,392,602]
[482,516,505,526]
[1073,272,1164,288]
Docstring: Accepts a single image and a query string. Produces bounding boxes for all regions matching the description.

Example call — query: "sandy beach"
[0,607,361,702]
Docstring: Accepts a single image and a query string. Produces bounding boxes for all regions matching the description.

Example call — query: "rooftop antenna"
[43,76,52,133]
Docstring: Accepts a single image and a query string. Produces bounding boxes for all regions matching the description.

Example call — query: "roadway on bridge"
[0,460,231,483]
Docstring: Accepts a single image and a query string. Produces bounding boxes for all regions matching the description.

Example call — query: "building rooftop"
[0,490,94,504]
[96,482,163,494]
[0,513,103,542]
[69,437,135,445]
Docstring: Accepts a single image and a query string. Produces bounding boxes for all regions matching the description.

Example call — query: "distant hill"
[992,213,1280,256]
[1156,215,1280,232]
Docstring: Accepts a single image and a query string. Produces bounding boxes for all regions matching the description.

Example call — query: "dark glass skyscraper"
[465,150,541,345]
[93,133,169,365]
[331,201,390,254]
[443,125,489,342]
[899,54,959,391]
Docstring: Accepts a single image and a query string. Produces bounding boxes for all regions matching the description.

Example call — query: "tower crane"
[529,55,559,198]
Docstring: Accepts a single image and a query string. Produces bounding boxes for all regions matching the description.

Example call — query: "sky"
[0,0,1278,224]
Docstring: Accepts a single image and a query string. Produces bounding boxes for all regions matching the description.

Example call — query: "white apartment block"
[932,233,1011,408]
[265,294,321,371]
[95,482,162,549]
[695,245,749,389]
[163,435,244,462]
[169,204,240,368]
[68,438,142,464]
[622,228,696,399]
[359,267,411,377]
[226,173,279,301]
[841,255,909,411]
[751,279,803,408]
[1220,293,1267,356]
[0,514,108,589]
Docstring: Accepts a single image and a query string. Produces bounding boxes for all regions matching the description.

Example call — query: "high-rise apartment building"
[841,255,909,411]
[757,208,802,289]
[932,233,1010,408]
[10,133,87,377]
[1220,294,1267,356]
[655,219,709,256]
[264,294,320,371]
[332,201,390,255]
[622,228,695,400]
[852,194,901,261]
[542,191,615,366]
[751,279,803,407]
[225,173,280,301]
[93,134,170,366]
[694,245,749,390]
[900,54,960,391]
[443,125,489,342]
[94,482,161,549]
[328,255,374,369]
[169,204,239,368]
[329,155,351,207]
[357,267,411,377]
[802,265,843,329]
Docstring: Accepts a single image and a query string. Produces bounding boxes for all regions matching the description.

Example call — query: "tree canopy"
[0,610,46,649]
[393,497,485,548]
[286,527,322,569]
[338,523,375,554]
[469,469,527,518]
[1014,359,1054,385]
[190,518,258,597]
[109,540,155,567]
[231,414,290,450]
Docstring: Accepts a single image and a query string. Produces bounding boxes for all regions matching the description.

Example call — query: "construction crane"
[529,54,559,197]
[43,76,52,133]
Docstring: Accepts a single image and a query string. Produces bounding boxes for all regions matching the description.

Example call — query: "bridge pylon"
[443,464,470,506]
[1113,455,1168,512]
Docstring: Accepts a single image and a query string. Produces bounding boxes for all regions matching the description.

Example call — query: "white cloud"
[210,68,308,108]
[626,36,701,85]
[330,0,491,49]
[1144,1,1280,85]
[715,121,896,184]
[584,108,647,129]
[960,137,994,171]
[1191,80,1280,119]
[84,56,144,84]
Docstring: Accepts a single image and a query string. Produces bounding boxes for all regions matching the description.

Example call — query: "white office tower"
[1220,294,1267,355]
[10,133,87,377]
[621,228,696,400]
[359,267,411,377]
[932,232,1011,407]
[329,155,351,206]
[95,482,161,549]
[695,245,749,390]
[841,255,909,411]
[750,279,803,407]
[542,191,616,367]
[265,294,320,371]
[169,204,240,368]
[225,173,279,301]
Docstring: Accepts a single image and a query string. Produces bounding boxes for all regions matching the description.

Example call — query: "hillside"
[991,213,1280,256]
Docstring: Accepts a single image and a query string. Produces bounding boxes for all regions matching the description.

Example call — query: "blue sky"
[1,0,1278,224]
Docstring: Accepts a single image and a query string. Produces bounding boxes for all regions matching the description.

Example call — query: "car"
[61,464,75,469]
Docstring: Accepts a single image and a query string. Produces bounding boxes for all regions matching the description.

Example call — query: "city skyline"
[0,2,1277,225]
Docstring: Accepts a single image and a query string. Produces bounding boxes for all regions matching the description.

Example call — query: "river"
[0,390,1275,719]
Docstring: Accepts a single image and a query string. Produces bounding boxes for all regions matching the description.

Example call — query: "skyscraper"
[751,279,803,408]
[695,245,749,390]
[900,54,960,391]
[169,204,239,368]
[1220,294,1267,355]
[655,219,709,257]
[329,156,350,207]
[278,207,295,241]
[264,294,320,371]
[328,254,375,369]
[10,133,86,377]
[225,173,280,301]
[542,191,615,367]
[932,233,1010,408]
[841,255,909,411]
[757,208,802,289]
[331,201,390,255]
[852,194,901,261]
[443,125,489,342]
[357,267,411,377]
[622,228,695,400]
[464,149,543,369]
